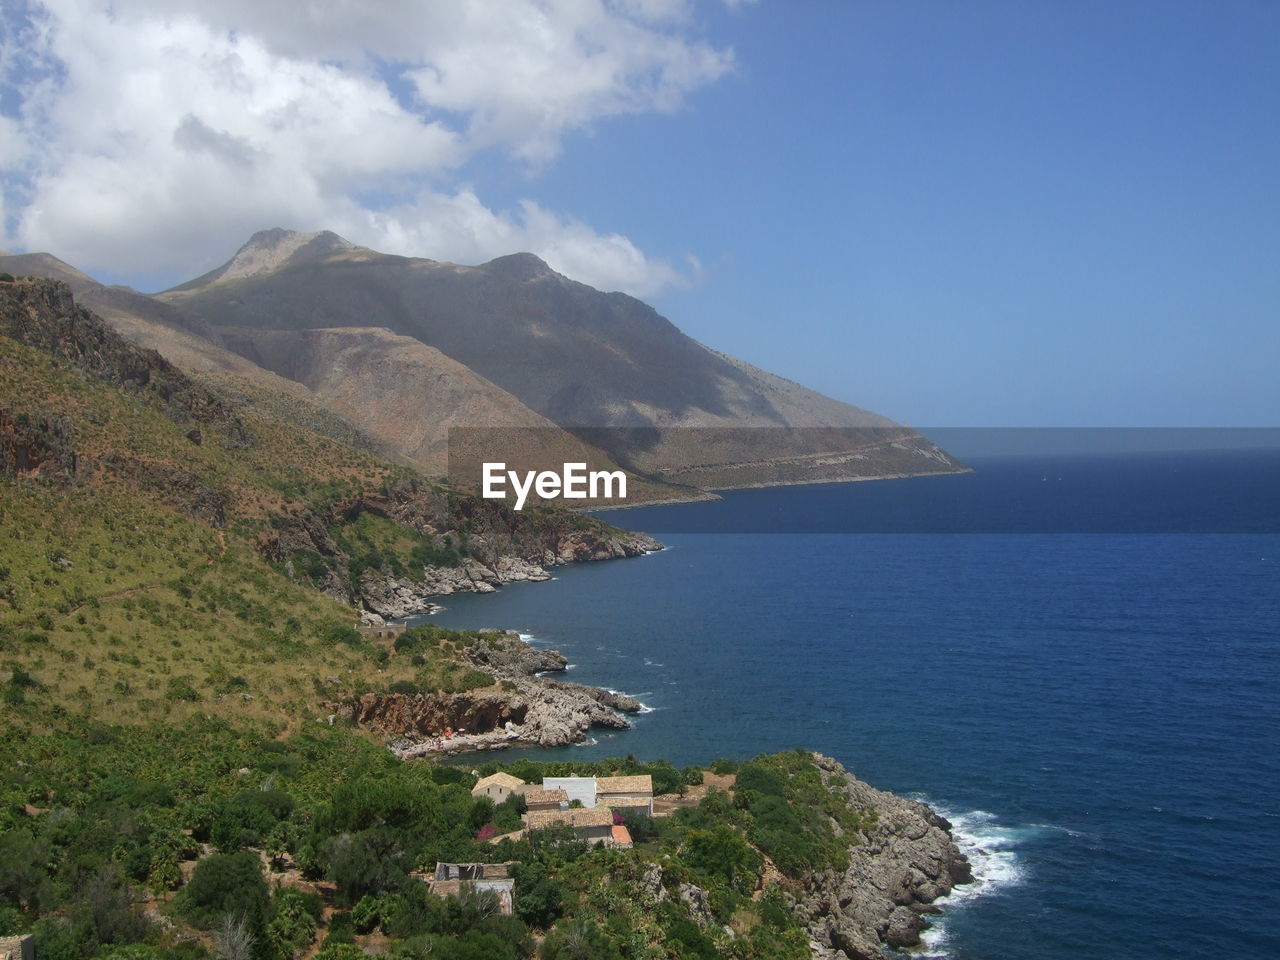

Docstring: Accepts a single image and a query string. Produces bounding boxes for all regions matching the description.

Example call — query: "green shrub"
[542,920,622,960]
[265,887,319,957]
[682,825,762,893]
[512,862,564,929]
[618,809,658,843]
[322,623,362,646]
[350,893,383,934]
[164,678,200,702]
[173,851,268,930]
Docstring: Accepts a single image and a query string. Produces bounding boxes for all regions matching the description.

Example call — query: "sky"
[1,0,1277,427]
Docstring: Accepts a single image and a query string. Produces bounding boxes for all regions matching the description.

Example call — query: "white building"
[540,774,654,815]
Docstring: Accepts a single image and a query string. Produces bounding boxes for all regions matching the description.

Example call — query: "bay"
[418,450,1280,959]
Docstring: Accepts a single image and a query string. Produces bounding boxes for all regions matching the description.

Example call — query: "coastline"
[698,464,971,492]
[334,629,646,756]
[337,477,1021,959]
[582,465,973,511]
[343,535,985,959]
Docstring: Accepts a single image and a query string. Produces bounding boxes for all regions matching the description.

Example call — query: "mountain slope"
[0,251,657,487]
[210,324,630,477]
[161,230,966,485]
[0,277,659,729]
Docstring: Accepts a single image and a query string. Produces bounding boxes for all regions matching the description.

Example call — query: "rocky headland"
[353,533,659,623]
[793,754,974,959]
[334,630,643,754]
[256,484,662,622]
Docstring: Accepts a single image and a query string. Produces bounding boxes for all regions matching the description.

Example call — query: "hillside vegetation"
[1,275,965,960]
[0,277,647,732]
[1,714,846,960]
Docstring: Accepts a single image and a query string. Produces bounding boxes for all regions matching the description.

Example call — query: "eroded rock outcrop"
[793,754,973,959]
[0,408,76,484]
[334,631,642,754]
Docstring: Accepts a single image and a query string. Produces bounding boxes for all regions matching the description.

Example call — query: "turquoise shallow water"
[417,451,1280,959]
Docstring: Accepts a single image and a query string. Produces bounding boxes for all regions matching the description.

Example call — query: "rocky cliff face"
[335,630,643,752]
[794,755,974,959]
[355,557,549,620]
[0,278,248,440]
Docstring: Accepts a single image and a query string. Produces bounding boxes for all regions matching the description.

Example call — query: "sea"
[414,446,1280,960]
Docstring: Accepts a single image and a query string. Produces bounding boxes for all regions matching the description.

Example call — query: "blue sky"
[2,1,1277,427]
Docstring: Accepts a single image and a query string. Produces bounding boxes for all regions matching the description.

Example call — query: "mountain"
[0,276,658,660]
[0,250,381,451]
[0,250,659,490]
[161,229,966,487]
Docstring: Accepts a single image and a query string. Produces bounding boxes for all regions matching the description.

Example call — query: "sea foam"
[910,802,1032,958]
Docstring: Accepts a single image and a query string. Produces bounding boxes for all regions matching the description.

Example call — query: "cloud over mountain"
[0,0,735,295]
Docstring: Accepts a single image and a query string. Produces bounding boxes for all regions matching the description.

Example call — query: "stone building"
[539,774,653,813]
[523,806,616,845]
[470,772,525,803]
[540,775,598,808]
[428,863,515,915]
[522,787,569,812]
[356,622,406,641]
[597,775,654,815]
[0,935,33,960]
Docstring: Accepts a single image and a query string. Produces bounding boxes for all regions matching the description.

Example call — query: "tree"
[175,852,269,930]
[326,828,416,906]
[213,913,256,960]
[511,862,564,929]
[541,920,623,960]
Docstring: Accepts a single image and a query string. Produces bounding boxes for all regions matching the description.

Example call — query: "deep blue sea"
[418,449,1280,960]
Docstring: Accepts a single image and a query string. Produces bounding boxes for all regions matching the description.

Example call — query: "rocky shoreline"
[793,754,974,959]
[356,534,662,623]
[333,630,643,755]
[341,547,975,959]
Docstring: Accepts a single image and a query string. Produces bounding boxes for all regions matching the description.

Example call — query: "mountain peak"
[228,228,355,279]
[482,252,555,282]
[165,228,356,293]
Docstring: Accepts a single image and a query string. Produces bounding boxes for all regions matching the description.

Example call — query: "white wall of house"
[543,776,597,808]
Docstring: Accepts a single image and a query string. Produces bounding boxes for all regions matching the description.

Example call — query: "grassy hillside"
[0,278,637,731]
[0,286,477,734]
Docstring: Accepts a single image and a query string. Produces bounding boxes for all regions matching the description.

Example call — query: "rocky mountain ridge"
[158,228,966,488]
[0,250,646,486]
[4,234,967,497]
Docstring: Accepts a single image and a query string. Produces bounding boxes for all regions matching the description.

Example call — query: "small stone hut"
[471,772,526,803]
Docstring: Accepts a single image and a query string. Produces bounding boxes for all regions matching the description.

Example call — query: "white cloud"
[0,0,733,295]
[345,191,697,298]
